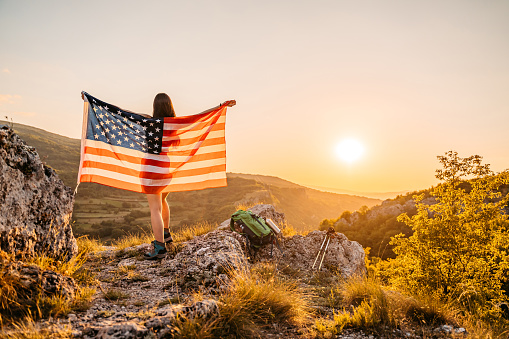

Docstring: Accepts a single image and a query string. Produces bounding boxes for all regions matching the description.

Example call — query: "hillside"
[2,121,380,240]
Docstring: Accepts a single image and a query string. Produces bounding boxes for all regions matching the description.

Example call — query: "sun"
[336,138,364,164]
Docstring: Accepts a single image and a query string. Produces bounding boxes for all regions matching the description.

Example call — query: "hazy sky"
[1,0,508,193]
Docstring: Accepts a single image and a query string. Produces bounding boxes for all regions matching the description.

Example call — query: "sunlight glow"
[336,139,364,164]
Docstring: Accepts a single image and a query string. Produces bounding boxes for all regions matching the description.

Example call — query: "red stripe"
[82,161,225,180]
[80,174,226,193]
[160,138,225,154]
[163,108,225,125]
[163,121,225,138]
[84,146,226,167]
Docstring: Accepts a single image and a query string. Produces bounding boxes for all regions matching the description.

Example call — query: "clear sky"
[1,0,508,193]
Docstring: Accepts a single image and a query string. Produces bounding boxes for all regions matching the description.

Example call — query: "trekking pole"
[312,227,336,271]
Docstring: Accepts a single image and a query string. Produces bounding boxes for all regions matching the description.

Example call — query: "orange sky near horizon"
[1,1,508,194]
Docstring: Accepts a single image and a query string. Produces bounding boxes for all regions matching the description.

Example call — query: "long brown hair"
[153,93,176,118]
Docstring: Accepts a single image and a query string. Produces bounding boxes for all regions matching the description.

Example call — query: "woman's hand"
[221,100,236,107]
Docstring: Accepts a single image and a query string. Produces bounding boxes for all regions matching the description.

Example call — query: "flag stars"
[94,134,99,139]
[155,128,161,132]
[156,119,161,123]
[117,140,122,145]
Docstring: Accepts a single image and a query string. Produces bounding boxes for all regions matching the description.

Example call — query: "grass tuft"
[0,315,72,339]
[104,289,129,301]
[313,275,459,337]
[112,232,153,251]
[76,236,104,256]
[172,222,216,243]
[216,262,312,337]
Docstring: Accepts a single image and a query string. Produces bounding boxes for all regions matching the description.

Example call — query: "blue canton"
[84,92,164,154]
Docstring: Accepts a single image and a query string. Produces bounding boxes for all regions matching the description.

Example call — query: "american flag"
[77,92,228,193]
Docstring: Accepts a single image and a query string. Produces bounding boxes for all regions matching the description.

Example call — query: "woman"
[144,93,236,259]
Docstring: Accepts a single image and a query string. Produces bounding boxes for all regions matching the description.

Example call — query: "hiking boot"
[163,229,173,244]
[144,240,167,260]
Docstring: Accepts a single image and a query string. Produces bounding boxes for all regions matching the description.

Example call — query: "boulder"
[0,126,77,259]
[256,230,366,277]
[0,253,77,302]
[160,230,248,290]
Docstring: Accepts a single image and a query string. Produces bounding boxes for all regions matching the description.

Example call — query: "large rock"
[0,252,77,302]
[220,204,366,277]
[0,126,77,259]
[160,230,248,290]
[256,230,366,277]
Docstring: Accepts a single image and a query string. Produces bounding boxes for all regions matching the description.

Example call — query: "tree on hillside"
[383,151,509,319]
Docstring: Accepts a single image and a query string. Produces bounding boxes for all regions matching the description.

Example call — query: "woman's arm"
[197,100,236,115]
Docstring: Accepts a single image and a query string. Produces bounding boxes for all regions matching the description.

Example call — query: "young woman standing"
[144,93,236,259]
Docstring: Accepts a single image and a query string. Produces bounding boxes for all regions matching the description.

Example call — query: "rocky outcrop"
[0,126,77,259]
[79,299,219,339]
[256,230,366,277]
[0,252,77,303]
[141,204,365,291]
[160,229,248,291]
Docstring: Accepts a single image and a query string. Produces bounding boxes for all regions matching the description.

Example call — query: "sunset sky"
[1,1,508,194]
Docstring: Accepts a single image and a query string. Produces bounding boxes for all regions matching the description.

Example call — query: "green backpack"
[230,209,280,258]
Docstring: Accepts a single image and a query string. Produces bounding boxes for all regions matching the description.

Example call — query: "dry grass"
[112,232,153,251]
[313,275,457,337]
[112,222,216,253]
[215,262,313,337]
[0,247,95,322]
[0,315,72,339]
[75,235,104,256]
[172,222,216,243]
[104,288,129,301]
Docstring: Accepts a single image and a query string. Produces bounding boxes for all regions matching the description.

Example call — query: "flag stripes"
[78,93,229,193]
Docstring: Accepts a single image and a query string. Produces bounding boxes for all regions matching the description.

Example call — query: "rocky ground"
[12,227,466,339]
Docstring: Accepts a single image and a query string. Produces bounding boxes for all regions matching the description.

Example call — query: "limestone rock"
[82,321,148,339]
[253,230,366,277]
[217,204,365,278]
[160,230,247,290]
[0,126,77,259]
[1,256,77,301]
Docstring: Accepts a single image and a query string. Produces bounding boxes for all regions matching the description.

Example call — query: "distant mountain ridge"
[305,185,409,200]
[2,121,381,236]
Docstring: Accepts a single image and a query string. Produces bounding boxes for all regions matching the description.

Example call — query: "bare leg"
[146,193,164,243]
[161,192,170,230]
